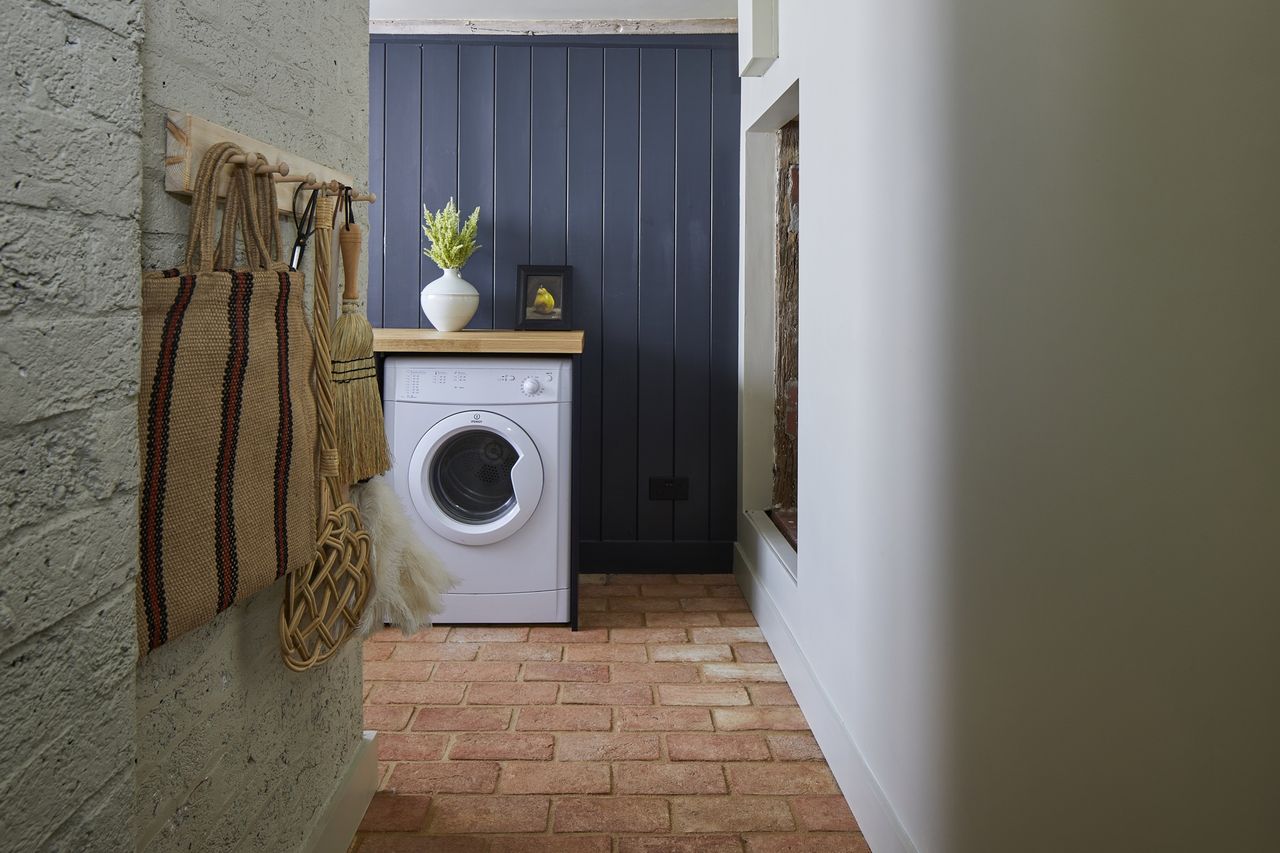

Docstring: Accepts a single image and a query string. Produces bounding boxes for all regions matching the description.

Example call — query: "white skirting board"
[302,731,378,853]
[734,516,918,853]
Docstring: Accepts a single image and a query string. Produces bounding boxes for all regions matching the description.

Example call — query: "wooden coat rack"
[164,112,376,213]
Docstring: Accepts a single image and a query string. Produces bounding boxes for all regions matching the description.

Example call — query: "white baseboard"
[302,731,378,853]
[735,520,918,853]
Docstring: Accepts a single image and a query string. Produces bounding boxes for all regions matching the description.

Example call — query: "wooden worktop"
[371,328,584,355]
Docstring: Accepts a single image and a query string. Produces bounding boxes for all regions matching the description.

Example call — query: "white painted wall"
[737,2,1280,851]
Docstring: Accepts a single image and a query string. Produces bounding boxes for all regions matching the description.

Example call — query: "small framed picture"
[515,265,572,330]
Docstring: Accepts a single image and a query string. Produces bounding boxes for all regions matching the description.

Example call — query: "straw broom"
[332,204,391,485]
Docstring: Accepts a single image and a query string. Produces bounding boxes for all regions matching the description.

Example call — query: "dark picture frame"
[515,265,572,331]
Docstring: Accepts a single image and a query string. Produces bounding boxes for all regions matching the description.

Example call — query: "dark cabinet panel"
[371,34,740,570]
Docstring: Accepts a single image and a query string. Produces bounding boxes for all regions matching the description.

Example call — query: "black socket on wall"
[648,476,689,501]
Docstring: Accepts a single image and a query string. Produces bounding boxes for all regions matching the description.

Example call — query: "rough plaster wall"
[134,1,371,850]
[0,0,143,850]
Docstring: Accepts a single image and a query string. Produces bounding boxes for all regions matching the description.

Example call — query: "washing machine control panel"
[390,359,571,405]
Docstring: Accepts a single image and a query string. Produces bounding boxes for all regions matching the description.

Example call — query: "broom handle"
[339,223,361,301]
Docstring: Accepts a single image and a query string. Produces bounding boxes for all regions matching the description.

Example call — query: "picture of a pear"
[533,285,556,315]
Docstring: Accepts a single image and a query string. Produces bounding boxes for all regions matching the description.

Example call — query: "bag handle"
[216,153,276,268]
[185,141,241,271]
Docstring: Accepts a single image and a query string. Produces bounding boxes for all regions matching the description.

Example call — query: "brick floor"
[351,573,865,852]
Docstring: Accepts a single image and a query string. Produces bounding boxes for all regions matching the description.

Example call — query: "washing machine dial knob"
[521,377,542,396]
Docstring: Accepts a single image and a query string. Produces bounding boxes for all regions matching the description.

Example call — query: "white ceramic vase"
[420,268,479,332]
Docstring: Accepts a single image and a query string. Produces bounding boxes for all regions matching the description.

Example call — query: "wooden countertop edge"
[371,328,585,355]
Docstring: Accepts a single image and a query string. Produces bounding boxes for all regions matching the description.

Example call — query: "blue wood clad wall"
[370,34,741,570]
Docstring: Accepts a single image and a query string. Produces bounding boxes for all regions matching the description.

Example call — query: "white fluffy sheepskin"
[352,475,456,636]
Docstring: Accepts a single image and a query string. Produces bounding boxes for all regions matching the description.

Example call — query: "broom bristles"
[332,299,390,484]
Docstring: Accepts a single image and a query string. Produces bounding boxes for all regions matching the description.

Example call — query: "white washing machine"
[383,356,571,623]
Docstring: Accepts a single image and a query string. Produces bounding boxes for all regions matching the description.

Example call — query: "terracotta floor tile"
[528,627,609,643]
[477,642,564,661]
[726,763,838,795]
[747,685,797,706]
[466,682,559,706]
[616,835,745,852]
[553,797,671,833]
[523,662,610,682]
[766,734,825,761]
[360,574,852,850]
[516,705,613,731]
[610,662,701,683]
[498,761,611,794]
[357,792,432,832]
[560,683,654,705]
[666,733,772,762]
[618,707,714,732]
[670,796,795,833]
[712,707,809,732]
[448,733,556,761]
[644,611,722,628]
[412,707,511,732]
[743,834,871,853]
[390,642,481,661]
[658,684,751,707]
[367,682,466,705]
[610,628,690,644]
[613,762,728,794]
[490,836,611,853]
[792,795,860,831]
[651,643,733,662]
[432,662,521,682]
[564,642,649,662]
[388,762,500,794]
[557,733,662,761]
[377,733,448,761]
[428,795,550,833]
[448,627,531,643]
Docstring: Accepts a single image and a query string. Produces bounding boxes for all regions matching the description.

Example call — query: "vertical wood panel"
[600,47,641,541]
[367,41,385,326]
[636,48,677,540]
[530,46,568,267]
[493,45,531,331]
[673,49,713,540]
[373,35,739,566]
[708,46,741,541]
[567,46,605,542]
[421,43,460,327]
[458,44,496,328]
[382,43,422,330]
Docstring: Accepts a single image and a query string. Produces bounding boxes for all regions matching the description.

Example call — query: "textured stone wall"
[0,0,143,849]
[133,1,370,850]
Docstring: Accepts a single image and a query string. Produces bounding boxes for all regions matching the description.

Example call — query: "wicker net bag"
[279,193,372,671]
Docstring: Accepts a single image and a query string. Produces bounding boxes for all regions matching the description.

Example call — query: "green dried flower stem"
[422,198,481,270]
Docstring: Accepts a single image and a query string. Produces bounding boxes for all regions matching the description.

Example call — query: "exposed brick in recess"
[357,792,432,832]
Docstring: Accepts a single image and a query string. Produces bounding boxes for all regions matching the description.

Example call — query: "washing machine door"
[407,410,544,546]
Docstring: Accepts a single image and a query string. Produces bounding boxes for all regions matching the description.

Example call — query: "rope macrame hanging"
[279,192,372,671]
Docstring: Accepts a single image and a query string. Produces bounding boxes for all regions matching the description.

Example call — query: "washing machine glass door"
[408,410,544,545]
